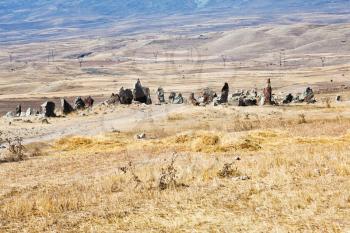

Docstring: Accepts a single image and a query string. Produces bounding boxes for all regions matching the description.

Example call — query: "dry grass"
[1,104,350,232]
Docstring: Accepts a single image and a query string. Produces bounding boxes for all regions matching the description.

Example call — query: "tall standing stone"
[15,104,22,116]
[157,87,165,104]
[133,79,152,105]
[263,78,272,105]
[169,92,176,103]
[219,82,229,104]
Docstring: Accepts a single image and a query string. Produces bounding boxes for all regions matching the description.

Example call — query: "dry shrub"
[218,162,241,178]
[201,135,219,145]
[0,136,26,163]
[237,138,262,151]
[322,97,332,108]
[159,153,187,190]
[298,114,307,124]
[118,162,142,188]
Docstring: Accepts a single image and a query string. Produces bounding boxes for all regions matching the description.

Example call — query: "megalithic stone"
[119,87,133,105]
[263,78,272,105]
[84,96,95,108]
[74,97,86,110]
[220,82,229,103]
[61,98,74,115]
[189,93,199,106]
[157,87,165,103]
[41,101,56,117]
[15,104,22,116]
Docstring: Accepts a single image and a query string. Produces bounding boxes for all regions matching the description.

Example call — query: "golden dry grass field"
[0,101,350,232]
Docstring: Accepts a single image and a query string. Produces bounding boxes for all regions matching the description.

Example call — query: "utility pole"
[279,49,285,67]
[221,55,227,67]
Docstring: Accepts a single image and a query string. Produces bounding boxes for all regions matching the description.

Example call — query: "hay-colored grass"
[1,104,350,232]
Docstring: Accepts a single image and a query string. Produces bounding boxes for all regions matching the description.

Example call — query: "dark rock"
[61,99,74,115]
[283,93,294,104]
[106,93,120,105]
[84,96,95,108]
[219,82,229,104]
[41,101,56,117]
[15,104,21,116]
[239,97,257,106]
[133,79,152,105]
[157,87,165,104]
[119,87,133,105]
[189,93,199,106]
[169,92,176,103]
[74,97,86,110]
[173,93,184,104]
[263,78,272,105]
[304,87,315,103]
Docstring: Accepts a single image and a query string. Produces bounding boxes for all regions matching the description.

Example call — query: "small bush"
[218,162,241,178]
[0,137,26,163]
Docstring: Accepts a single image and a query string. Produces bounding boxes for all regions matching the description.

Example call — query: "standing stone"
[25,108,34,117]
[143,87,152,105]
[304,87,315,103]
[189,93,199,106]
[219,82,229,104]
[202,88,217,105]
[119,87,133,105]
[41,101,56,117]
[61,99,74,115]
[169,92,176,103]
[133,79,152,104]
[84,96,95,108]
[263,78,272,105]
[157,87,165,104]
[283,93,294,104]
[173,93,184,104]
[15,104,22,116]
[74,97,86,110]
[106,93,120,105]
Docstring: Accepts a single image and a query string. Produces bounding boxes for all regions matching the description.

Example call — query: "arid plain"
[0,11,350,232]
